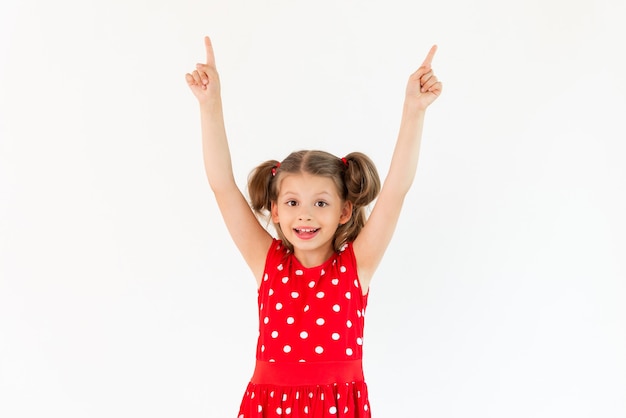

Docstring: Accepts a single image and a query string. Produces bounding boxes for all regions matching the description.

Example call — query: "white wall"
[1,0,625,417]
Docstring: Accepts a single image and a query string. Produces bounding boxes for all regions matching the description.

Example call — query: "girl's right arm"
[186,36,273,284]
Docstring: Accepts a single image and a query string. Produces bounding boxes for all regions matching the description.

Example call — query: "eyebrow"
[280,191,334,198]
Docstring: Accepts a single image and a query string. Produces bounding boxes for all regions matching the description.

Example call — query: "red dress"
[237,240,372,417]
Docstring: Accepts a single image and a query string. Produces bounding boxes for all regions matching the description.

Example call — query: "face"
[271,173,352,264]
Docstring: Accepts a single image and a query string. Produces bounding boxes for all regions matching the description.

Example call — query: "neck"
[293,246,335,268]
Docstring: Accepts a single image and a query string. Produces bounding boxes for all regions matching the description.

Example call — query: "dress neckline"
[290,249,340,272]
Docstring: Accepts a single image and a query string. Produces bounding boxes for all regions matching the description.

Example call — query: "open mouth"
[294,228,319,233]
[294,227,320,239]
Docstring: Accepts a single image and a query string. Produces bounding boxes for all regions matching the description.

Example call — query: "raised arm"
[186,37,272,284]
[353,45,442,291]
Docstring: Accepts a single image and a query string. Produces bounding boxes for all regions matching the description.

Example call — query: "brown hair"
[248,150,381,252]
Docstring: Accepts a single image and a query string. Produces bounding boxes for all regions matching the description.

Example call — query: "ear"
[339,200,353,225]
[271,201,280,223]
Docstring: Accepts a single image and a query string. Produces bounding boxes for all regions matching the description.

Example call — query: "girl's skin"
[186,36,442,295]
[271,173,354,268]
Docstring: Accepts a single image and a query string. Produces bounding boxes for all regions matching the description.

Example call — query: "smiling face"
[271,173,352,267]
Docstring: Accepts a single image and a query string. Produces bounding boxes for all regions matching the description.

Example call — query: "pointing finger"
[204,36,216,67]
[421,44,437,68]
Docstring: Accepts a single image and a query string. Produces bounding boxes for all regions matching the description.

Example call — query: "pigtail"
[335,152,381,248]
[342,152,381,208]
[248,159,281,216]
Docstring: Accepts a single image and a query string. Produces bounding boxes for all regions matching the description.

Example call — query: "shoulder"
[337,241,357,269]
[342,241,372,296]
[264,239,291,268]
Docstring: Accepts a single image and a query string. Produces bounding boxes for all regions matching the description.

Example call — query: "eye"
[286,200,298,207]
[315,201,328,208]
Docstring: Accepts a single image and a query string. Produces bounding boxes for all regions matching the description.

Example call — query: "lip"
[293,227,320,240]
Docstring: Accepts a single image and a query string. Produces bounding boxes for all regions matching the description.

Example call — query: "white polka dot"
[285,407,292,414]
[364,404,368,411]
[308,281,316,288]
[316,318,325,326]
[320,393,324,400]
[287,317,295,324]
[264,316,269,324]
[251,392,255,399]
[340,266,347,273]
[276,407,282,414]
[299,359,306,362]
[282,393,288,401]
[281,276,289,284]
[357,390,361,398]
[269,288,274,296]
[277,264,283,271]
[271,331,279,338]
[346,348,353,356]
[333,304,341,312]
[357,337,363,345]
[316,291,325,298]
[346,320,352,328]
[300,331,309,339]
[331,278,339,285]
[260,303,264,310]
[304,405,309,413]
[357,309,362,317]
[329,406,337,414]
[295,270,304,275]
[344,406,349,413]
[332,332,340,340]
[270,391,275,397]
[283,345,291,353]
[336,393,340,399]
[291,291,299,298]
[269,358,275,362]
[304,305,310,312]
[321,269,325,275]
[276,302,283,310]
[308,392,314,399]
[239,414,244,418]
[263,274,268,281]
[258,405,263,412]
[315,346,324,354]
[345,291,351,299]
[261,344,265,352]
[354,279,359,287]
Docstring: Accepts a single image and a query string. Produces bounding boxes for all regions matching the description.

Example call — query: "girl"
[186,36,442,418]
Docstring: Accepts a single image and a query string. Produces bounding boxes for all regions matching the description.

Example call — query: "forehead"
[278,173,341,197]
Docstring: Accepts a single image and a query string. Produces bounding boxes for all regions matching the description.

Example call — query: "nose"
[298,210,312,221]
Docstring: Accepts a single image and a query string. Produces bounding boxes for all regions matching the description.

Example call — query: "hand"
[185,36,221,104]
[405,45,443,110]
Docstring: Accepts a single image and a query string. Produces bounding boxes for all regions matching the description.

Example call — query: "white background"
[1,0,625,417]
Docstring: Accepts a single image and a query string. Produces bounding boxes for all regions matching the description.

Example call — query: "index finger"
[421,44,437,68]
[204,36,216,67]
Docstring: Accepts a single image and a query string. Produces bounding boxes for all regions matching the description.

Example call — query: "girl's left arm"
[354,45,442,292]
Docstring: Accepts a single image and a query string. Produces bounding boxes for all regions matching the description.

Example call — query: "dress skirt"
[237,360,371,417]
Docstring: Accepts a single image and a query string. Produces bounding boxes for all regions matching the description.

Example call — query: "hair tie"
[271,162,281,177]
[341,157,349,167]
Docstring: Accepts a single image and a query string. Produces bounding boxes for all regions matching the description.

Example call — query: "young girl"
[186,36,442,418]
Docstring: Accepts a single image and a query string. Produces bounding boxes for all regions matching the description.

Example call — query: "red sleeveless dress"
[237,240,372,417]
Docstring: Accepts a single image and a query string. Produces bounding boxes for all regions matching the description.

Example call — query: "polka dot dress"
[238,240,372,417]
